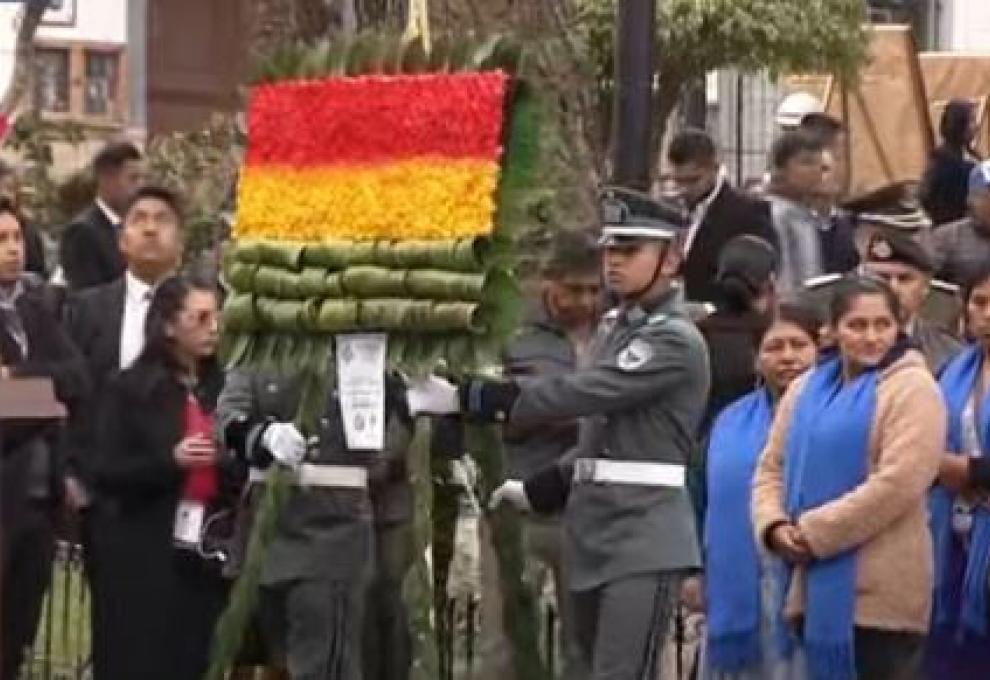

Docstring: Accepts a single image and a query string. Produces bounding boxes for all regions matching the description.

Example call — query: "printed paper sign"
[336,333,387,451]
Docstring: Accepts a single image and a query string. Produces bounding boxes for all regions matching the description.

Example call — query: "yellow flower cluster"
[235,159,500,243]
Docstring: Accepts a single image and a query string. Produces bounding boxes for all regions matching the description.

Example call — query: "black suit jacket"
[0,283,89,509]
[60,203,125,291]
[63,277,126,488]
[682,184,777,303]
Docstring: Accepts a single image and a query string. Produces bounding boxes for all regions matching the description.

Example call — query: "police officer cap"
[843,182,931,233]
[598,186,686,246]
[864,230,934,274]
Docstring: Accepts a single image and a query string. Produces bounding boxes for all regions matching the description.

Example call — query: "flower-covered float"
[209,37,546,680]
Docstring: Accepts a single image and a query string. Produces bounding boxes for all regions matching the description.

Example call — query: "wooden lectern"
[0,377,67,671]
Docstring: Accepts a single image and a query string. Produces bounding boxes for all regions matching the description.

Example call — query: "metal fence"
[709,70,783,187]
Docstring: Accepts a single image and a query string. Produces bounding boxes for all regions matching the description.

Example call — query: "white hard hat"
[775,91,823,128]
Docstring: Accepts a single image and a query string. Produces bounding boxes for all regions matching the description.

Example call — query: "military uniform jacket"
[216,369,413,585]
[912,317,962,375]
[511,289,710,591]
[503,306,581,479]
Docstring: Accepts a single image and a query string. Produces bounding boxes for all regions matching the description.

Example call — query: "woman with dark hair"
[95,275,233,680]
[925,261,990,679]
[921,99,980,226]
[697,234,779,428]
[691,302,820,680]
[0,198,88,677]
[752,276,944,680]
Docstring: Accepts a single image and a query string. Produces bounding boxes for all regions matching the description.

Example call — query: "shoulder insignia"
[647,310,670,326]
[616,337,654,371]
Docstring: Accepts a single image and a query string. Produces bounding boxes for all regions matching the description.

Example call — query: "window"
[84,51,119,117]
[34,48,70,113]
[31,43,126,124]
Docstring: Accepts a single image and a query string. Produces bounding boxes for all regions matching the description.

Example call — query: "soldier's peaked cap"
[864,230,934,274]
[598,186,687,246]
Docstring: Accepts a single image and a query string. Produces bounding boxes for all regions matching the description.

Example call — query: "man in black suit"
[0,197,89,677]
[60,141,143,291]
[668,129,777,303]
[63,185,183,679]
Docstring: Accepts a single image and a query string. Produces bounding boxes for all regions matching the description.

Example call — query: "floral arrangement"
[237,72,508,242]
[209,37,546,680]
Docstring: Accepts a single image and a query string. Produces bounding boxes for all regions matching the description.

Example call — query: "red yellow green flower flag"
[211,39,546,680]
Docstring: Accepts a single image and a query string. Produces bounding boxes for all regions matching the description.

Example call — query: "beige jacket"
[752,349,945,634]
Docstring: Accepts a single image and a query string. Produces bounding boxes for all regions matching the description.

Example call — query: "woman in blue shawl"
[926,261,990,679]
[701,301,820,680]
[752,276,945,680]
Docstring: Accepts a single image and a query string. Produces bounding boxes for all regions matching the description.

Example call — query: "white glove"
[261,422,306,468]
[488,479,530,512]
[406,375,460,416]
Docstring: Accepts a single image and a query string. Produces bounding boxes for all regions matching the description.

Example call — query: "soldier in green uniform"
[218,371,417,680]
[860,230,962,373]
[460,188,710,680]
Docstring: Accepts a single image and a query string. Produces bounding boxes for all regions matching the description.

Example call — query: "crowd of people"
[0,95,989,680]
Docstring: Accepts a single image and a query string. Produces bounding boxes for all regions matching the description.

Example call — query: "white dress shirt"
[119,271,153,369]
[683,172,726,257]
[96,197,121,226]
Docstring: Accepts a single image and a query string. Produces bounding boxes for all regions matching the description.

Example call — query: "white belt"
[573,458,685,488]
[248,463,368,489]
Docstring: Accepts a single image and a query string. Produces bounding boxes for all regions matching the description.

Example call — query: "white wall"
[942,0,990,51]
[0,0,127,102]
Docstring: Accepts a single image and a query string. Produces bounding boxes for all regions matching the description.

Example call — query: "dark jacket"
[920,146,976,227]
[819,210,860,275]
[682,183,776,304]
[60,203,125,291]
[94,358,231,680]
[22,221,47,277]
[1,280,89,512]
[62,277,126,489]
[696,307,767,434]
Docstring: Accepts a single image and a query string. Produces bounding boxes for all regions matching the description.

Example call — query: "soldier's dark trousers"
[362,522,413,680]
[571,571,679,680]
[260,575,369,680]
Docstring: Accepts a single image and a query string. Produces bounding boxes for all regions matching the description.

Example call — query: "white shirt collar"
[96,197,121,226]
[125,270,153,305]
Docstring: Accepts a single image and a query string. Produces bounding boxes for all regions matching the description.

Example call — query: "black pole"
[611,0,656,191]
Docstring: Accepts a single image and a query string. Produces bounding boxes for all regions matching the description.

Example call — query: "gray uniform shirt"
[929,217,990,286]
[511,290,710,590]
[216,370,413,585]
[503,308,581,479]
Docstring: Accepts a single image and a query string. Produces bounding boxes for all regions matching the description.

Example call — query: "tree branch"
[0,0,49,115]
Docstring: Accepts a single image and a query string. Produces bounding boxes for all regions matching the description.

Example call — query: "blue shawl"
[932,343,990,639]
[704,387,775,672]
[780,353,876,680]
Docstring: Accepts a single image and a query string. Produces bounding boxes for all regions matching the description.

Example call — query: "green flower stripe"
[227,263,487,302]
[233,236,492,272]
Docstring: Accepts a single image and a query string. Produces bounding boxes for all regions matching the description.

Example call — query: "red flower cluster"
[245,71,510,167]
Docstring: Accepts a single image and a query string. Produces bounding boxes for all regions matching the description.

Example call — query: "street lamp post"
[611,0,656,191]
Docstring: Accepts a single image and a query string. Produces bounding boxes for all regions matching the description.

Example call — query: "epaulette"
[803,273,843,290]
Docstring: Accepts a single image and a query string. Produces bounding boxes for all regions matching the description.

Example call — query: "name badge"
[173,500,206,548]
[336,333,387,451]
